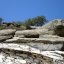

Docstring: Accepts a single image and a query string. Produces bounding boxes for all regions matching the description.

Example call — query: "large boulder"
[0,43,64,64]
[40,19,64,36]
[0,36,13,42]
[41,19,64,29]
[5,36,64,51]
[0,29,16,41]
[15,19,64,38]
[5,35,64,44]
[0,29,16,36]
[15,29,49,38]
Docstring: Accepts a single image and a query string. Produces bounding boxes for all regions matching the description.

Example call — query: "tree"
[25,19,35,26]
[24,19,34,29]
[25,16,47,27]
[0,18,4,30]
[34,16,47,26]
[0,18,3,25]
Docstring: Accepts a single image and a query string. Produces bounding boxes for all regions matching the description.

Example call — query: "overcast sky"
[0,0,64,22]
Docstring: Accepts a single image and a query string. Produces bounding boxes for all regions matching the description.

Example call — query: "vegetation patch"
[54,25,64,37]
[0,26,5,30]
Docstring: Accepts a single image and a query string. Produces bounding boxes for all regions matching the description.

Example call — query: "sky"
[0,0,64,22]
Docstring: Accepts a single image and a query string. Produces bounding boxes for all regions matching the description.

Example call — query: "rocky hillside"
[41,19,64,29]
[0,19,64,64]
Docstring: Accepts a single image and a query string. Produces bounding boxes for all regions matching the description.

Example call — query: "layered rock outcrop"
[0,19,64,64]
[0,43,64,64]
[0,29,16,36]
[4,35,64,51]
[0,29,16,41]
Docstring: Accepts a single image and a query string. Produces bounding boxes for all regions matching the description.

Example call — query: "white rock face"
[0,43,64,60]
[0,29,16,41]
[0,43,64,64]
[0,19,64,64]
[41,19,63,29]
[27,43,63,51]
[5,37,64,51]
[39,34,59,38]
[15,19,64,37]
[0,36,13,41]
[15,29,49,37]
[0,51,27,64]
[0,29,16,36]
[5,37,64,43]
[0,49,49,64]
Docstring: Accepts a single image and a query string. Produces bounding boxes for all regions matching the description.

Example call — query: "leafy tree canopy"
[25,16,47,26]
[0,18,3,23]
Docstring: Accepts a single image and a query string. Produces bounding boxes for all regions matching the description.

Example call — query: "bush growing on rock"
[54,25,64,37]
[0,26,5,30]
[25,16,47,29]
[20,25,27,30]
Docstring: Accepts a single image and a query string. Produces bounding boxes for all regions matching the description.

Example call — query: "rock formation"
[0,19,64,64]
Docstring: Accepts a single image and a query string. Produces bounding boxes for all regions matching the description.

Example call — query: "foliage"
[25,19,35,26]
[0,18,3,24]
[7,23,14,27]
[0,18,4,30]
[34,16,47,26]
[0,26,5,30]
[54,25,64,37]
[24,16,47,29]
[0,16,47,30]
[20,25,27,30]
[0,18,3,22]
[25,16,47,26]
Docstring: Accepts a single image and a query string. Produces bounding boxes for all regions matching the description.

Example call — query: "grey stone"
[41,19,64,29]
[39,35,59,38]
[15,29,49,38]
[0,19,64,64]
[0,35,13,41]
[0,29,16,36]
[5,37,64,44]
[0,47,64,64]
[15,19,64,38]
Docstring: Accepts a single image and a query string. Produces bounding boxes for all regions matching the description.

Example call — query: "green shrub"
[54,25,64,37]
[0,26,5,30]
[20,25,27,30]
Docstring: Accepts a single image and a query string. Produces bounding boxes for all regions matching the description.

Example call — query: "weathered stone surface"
[15,19,64,38]
[0,51,27,64]
[5,37,64,44]
[15,29,49,37]
[14,34,25,38]
[0,50,52,64]
[4,36,64,51]
[0,43,64,59]
[15,29,42,35]
[27,43,63,51]
[41,19,64,29]
[0,43,64,64]
[0,29,16,36]
[5,38,64,51]
[0,36,13,41]
[39,34,59,38]
[0,19,64,64]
